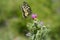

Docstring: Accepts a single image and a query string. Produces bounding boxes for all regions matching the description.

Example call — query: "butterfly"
[21,1,32,18]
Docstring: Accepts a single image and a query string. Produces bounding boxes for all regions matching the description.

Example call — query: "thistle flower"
[31,14,37,19]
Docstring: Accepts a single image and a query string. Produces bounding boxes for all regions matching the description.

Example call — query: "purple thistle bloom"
[31,14,37,19]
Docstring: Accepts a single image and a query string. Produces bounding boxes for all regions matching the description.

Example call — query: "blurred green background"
[0,0,60,40]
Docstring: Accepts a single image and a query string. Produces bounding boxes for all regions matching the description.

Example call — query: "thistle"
[26,14,49,40]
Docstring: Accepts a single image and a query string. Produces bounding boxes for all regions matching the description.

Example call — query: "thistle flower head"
[31,14,37,19]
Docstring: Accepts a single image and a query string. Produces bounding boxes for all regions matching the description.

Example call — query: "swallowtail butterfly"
[21,1,32,18]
